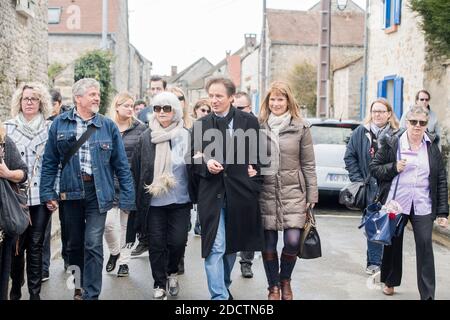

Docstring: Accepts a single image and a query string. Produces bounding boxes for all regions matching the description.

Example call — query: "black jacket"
[130,127,194,235]
[2,136,28,184]
[190,107,264,258]
[369,129,448,219]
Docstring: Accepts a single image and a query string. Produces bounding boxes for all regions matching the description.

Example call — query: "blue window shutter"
[394,0,402,25]
[393,77,403,119]
[377,80,387,98]
[385,0,391,28]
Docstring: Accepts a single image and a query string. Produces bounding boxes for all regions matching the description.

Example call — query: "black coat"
[190,108,264,258]
[2,136,28,184]
[130,128,194,236]
[344,124,397,206]
[369,129,448,219]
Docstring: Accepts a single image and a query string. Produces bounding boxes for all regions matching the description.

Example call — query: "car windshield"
[310,125,354,145]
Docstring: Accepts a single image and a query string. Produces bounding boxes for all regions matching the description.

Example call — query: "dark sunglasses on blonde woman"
[408,119,428,127]
[199,108,210,113]
[153,105,172,113]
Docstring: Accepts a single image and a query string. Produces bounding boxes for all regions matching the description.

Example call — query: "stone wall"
[0,0,49,121]
[366,0,426,111]
[241,48,259,94]
[269,43,363,85]
[333,58,363,120]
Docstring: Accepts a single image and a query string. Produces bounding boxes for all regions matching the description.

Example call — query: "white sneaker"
[167,273,180,296]
[365,265,380,275]
[153,287,167,300]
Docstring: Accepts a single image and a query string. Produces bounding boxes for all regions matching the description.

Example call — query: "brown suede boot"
[268,286,281,300]
[280,279,293,300]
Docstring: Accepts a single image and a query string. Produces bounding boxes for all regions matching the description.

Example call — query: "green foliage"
[288,62,317,116]
[410,0,450,57]
[74,50,114,114]
[48,62,65,84]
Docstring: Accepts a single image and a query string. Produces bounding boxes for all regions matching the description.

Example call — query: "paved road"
[35,199,450,300]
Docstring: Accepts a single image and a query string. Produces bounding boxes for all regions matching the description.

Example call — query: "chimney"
[171,66,177,77]
[244,33,257,48]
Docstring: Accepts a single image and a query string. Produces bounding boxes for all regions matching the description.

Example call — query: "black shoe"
[42,271,50,283]
[29,294,40,300]
[9,287,22,300]
[117,264,129,277]
[177,257,185,275]
[240,263,253,278]
[106,253,120,272]
[131,242,148,257]
[227,289,234,300]
[194,222,201,236]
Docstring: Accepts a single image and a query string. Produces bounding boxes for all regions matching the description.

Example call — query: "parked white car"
[308,119,359,195]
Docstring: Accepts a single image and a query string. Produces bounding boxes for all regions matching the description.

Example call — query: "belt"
[81,174,93,182]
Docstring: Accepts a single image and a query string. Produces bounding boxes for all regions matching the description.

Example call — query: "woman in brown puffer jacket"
[259,81,318,300]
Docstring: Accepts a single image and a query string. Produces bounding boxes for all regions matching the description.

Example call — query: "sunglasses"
[177,96,185,101]
[408,119,428,127]
[153,105,172,113]
[235,106,249,110]
[199,108,210,113]
[419,98,429,102]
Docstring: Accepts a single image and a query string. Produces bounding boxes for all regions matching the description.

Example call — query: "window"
[382,0,402,31]
[48,7,62,24]
[377,75,403,119]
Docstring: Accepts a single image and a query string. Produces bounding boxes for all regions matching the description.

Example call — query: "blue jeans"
[204,208,236,300]
[367,240,383,267]
[62,181,107,300]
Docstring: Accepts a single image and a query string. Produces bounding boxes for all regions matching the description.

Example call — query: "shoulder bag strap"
[392,143,402,200]
[62,125,96,170]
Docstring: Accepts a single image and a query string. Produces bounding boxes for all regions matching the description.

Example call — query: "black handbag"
[298,207,322,259]
[339,175,370,210]
[0,178,30,237]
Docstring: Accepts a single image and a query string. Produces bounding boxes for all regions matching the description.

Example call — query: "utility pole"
[260,0,267,98]
[361,0,369,119]
[316,0,331,118]
[101,0,109,49]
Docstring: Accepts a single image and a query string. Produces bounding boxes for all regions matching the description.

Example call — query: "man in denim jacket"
[40,78,135,300]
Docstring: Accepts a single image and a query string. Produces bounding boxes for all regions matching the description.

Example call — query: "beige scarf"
[145,116,184,196]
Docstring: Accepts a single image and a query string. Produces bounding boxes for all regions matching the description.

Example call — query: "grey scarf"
[14,113,45,138]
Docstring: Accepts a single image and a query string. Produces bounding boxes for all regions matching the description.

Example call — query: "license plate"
[327,174,349,182]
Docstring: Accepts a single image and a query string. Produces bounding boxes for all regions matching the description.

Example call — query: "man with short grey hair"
[40,78,136,300]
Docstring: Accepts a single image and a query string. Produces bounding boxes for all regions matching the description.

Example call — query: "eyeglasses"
[177,96,185,101]
[153,105,172,113]
[22,97,39,104]
[371,110,388,115]
[419,98,429,102]
[235,106,249,110]
[199,108,210,113]
[408,119,428,127]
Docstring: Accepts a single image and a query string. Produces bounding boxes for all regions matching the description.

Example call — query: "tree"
[410,0,450,57]
[74,50,114,114]
[288,62,317,116]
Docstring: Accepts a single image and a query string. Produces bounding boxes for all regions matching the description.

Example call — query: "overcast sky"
[128,0,366,76]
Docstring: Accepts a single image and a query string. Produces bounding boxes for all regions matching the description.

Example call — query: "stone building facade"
[48,0,150,102]
[0,0,49,121]
[262,6,365,92]
[367,0,450,178]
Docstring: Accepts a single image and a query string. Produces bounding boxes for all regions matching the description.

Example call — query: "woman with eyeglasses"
[344,98,399,275]
[131,92,193,300]
[400,90,441,143]
[369,105,448,300]
[4,82,53,300]
[192,98,212,120]
[103,92,146,277]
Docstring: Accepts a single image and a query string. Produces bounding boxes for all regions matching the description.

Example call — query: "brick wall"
[0,0,49,121]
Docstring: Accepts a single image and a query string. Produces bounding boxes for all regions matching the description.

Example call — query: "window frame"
[48,7,62,24]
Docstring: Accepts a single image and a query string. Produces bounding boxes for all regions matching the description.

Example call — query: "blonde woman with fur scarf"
[131,92,193,300]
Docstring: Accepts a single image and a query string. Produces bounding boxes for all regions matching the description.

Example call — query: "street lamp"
[337,0,348,11]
